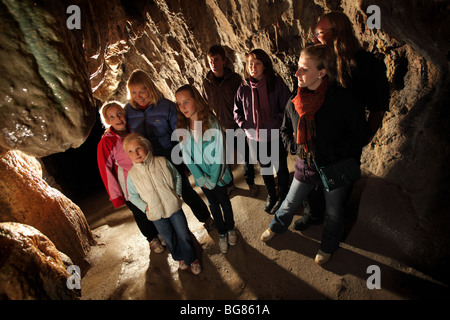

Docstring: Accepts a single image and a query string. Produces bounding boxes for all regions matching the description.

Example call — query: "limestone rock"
[0,150,96,266]
[0,222,80,300]
[0,0,96,157]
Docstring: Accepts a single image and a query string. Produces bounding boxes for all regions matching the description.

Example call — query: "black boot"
[270,198,284,215]
[264,196,277,213]
[293,214,324,231]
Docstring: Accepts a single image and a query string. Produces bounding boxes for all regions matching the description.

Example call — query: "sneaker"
[149,238,164,253]
[314,250,332,265]
[264,196,277,213]
[190,259,202,275]
[260,228,276,242]
[218,234,228,253]
[293,215,324,231]
[249,184,259,197]
[228,229,237,246]
[179,260,189,271]
[203,217,215,232]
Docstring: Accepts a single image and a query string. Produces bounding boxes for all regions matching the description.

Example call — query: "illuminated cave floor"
[79,155,449,300]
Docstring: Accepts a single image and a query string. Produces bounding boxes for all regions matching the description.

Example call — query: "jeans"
[201,185,235,235]
[152,209,197,265]
[269,177,351,254]
[126,201,159,241]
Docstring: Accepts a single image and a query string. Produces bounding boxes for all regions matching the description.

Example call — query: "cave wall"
[0,0,449,295]
[81,0,450,279]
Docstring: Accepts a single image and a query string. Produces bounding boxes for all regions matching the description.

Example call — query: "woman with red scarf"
[260,44,370,265]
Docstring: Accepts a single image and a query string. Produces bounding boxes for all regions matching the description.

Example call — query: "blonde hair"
[123,133,151,154]
[317,11,361,88]
[99,101,125,128]
[127,69,163,109]
[301,44,337,83]
[175,84,215,136]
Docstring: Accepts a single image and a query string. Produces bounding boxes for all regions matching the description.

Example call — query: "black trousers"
[172,160,212,223]
[249,137,290,200]
[126,201,159,241]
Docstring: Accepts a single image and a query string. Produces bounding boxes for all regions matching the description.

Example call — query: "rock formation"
[0,150,96,265]
[0,222,80,299]
[0,0,449,298]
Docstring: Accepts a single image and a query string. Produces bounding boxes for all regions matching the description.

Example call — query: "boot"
[264,196,277,213]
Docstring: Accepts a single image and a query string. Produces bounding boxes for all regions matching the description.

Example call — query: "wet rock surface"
[0,0,96,157]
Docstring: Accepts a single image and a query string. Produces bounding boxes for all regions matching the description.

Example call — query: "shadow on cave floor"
[77,155,450,301]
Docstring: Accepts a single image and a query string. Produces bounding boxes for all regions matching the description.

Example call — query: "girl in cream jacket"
[125,133,201,275]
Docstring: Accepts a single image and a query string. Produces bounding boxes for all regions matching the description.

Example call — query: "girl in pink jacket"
[97,101,164,254]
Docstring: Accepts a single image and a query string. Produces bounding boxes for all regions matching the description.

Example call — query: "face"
[125,140,148,164]
[176,90,198,120]
[129,84,151,108]
[105,105,126,131]
[247,55,265,80]
[313,18,334,44]
[295,54,326,90]
[208,54,225,77]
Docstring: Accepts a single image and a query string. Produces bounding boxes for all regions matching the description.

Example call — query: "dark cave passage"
[41,112,106,202]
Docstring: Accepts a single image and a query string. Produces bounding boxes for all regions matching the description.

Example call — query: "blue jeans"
[152,209,197,265]
[202,185,235,235]
[269,177,351,254]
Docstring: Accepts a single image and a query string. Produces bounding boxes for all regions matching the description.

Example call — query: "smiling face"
[125,140,148,164]
[247,55,265,80]
[105,105,127,132]
[295,53,327,90]
[128,84,152,108]
[175,89,198,121]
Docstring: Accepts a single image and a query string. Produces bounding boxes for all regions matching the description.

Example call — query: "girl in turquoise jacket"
[175,84,236,254]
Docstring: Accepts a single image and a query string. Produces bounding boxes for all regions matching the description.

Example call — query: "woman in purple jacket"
[233,49,291,215]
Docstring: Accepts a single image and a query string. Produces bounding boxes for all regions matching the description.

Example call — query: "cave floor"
[78,154,449,301]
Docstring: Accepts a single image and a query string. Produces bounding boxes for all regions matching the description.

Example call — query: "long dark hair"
[244,49,277,91]
[317,11,361,88]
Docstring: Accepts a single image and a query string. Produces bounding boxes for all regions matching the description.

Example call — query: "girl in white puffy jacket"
[124,133,201,275]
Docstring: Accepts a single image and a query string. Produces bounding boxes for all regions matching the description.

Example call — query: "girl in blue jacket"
[175,84,236,254]
[125,70,215,232]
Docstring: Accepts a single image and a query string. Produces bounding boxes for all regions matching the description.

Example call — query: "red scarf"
[292,78,329,154]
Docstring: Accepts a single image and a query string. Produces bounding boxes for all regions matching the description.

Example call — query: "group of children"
[97,11,388,275]
[97,66,238,276]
